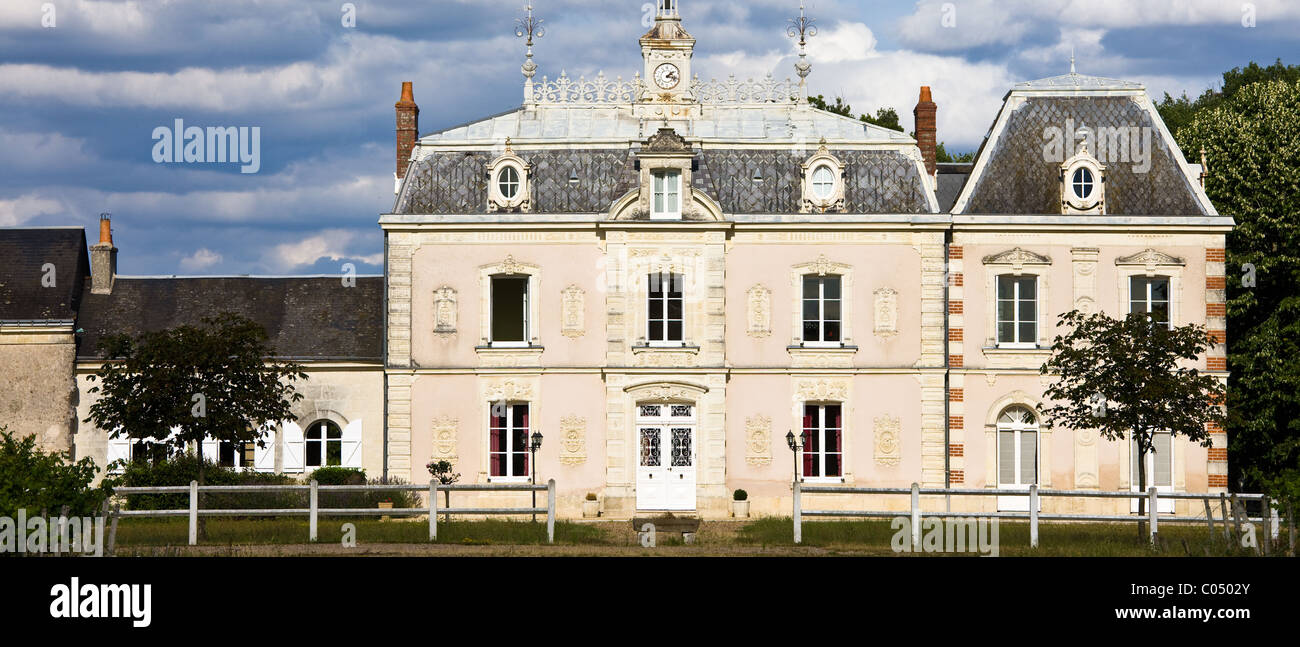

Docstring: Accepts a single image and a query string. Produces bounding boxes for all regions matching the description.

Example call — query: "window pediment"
[1115,248,1185,274]
[982,247,1052,273]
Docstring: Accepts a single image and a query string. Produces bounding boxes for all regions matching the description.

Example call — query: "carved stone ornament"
[809,254,838,277]
[745,414,772,466]
[643,127,691,152]
[484,379,535,402]
[874,414,901,466]
[562,284,585,338]
[982,247,1052,273]
[747,285,772,338]
[434,286,457,336]
[794,378,849,403]
[873,287,899,339]
[431,416,459,461]
[1115,248,1186,275]
[559,416,586,466]
[499,254,527,275]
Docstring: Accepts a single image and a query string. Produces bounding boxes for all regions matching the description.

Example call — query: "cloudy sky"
[1,0,1296,275]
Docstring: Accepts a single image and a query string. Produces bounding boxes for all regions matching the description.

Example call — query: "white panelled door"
[635,403,696,511]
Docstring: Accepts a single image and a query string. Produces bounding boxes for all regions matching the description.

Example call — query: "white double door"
[635,403,696,511]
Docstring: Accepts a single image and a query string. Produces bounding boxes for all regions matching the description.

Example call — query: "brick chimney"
[913,85,937,178]
[90,212,117,295]
[395,81,419,182]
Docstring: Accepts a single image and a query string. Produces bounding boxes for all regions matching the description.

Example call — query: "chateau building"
[0,1,1230,519]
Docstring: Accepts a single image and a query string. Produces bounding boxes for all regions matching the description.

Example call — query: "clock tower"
[638,0,698,118]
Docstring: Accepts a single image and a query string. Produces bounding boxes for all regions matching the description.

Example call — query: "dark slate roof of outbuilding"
[0,228,89,322]
[935,163,971,213]
[76,277,384,361]
[958,95,1208,215]
[394,147,934,215]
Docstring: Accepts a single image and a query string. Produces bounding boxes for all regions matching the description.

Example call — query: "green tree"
[935,141,975,164]
[808,94,903,132]
[1040,311,1226,541]
[0,426,112,518]
[1174,78,1300,509]
[1157,59,1300,137]
[85,313,307,534]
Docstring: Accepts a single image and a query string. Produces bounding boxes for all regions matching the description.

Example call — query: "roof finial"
[516,3,545,104]
[788,1,817,103]
[1070,46,1076,74]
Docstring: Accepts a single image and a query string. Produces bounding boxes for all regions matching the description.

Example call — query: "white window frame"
[800,403,844,483]
[650,170,682,220]
[646,271,685,347]
[304,419,343,469]
[489,402,532,482]
[497,165,520,200]
[489,274,531,348]
[995,407,1039,488]
[996,274,1038,348]
[1129,275,1172,330]
[790,257,854,346]
[485,144,531,212]
[801,274,843,348]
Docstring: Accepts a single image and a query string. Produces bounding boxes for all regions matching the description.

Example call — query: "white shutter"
[253,428,276,472]
[1154,432,1172,487]
[105,434,131,469]
[998,430,1015,484]
[1020,430,1037,485]
[340,419,363,469]
[281,422,304,473]
[201,436,220,465]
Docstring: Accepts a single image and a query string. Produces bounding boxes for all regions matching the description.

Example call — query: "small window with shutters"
[996,406,1038,487]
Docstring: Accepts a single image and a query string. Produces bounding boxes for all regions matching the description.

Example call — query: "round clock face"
[654,63,680,90]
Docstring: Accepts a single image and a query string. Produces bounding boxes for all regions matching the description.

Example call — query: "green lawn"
[110,516,1290,557]
[737,518,1288,556]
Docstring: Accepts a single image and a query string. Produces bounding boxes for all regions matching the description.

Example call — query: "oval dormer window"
[811,165,835,200]
[498,166,520,200]
[1071,167,1094,201]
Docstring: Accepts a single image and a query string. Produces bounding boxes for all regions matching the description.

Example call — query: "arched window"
[997,406,1038,488]
[1070,167,1094,200]
[305,420,342,468]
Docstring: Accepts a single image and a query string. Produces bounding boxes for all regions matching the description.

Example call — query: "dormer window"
[1061,139,1105,214]
[487,139,531,212]
[801,143,845,213]
[651,170,682,219]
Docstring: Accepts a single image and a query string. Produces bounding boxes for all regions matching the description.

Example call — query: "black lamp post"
[786,430,802,487]
[530,430,543,522]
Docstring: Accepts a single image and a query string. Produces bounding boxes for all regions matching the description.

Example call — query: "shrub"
[585,492,598,501]
[0,426,112,517]
[113,453,301,511]
[733,489,748,501]
[309,467,366,485]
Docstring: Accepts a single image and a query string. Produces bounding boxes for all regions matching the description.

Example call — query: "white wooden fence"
[793,482,1282,549]
[112,479,557,545]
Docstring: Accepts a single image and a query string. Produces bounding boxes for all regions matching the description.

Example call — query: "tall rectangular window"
[801,404,843,479]
[647,272,684,345]
[996,275,1037,346]
[1130,276,1170,328]
[651,171,681,220]
[1131,431,1173,488]
[491,275,529,346]
[490,403,530,479]
[802,275,842,345]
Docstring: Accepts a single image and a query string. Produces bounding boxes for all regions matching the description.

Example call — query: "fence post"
[793,481,802,545]
[546,479,556,544]
[1261,498,1272,556]
[1029,484,1039,549]
[1270,499,1280,542]
[188,480,198,546]
[429,481,437,542]
[1203,497,1215,542]
[1219,493,1231,541]
[1148,487,1158,544]
[309,480,319,542]
[910,482,921,549]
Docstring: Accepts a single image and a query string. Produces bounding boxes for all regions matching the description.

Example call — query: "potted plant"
[583,492,600,518]
[731,489,749,518]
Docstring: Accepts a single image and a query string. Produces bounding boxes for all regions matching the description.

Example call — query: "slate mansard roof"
[75,276,384,361]
[393,103,938,216]
[0,228,89,323]
[953,72,1218,217]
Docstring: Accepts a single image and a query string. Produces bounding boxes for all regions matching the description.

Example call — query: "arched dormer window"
[801,143,845,213]
[486,139,531,213]
[1061,137,1105,214]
